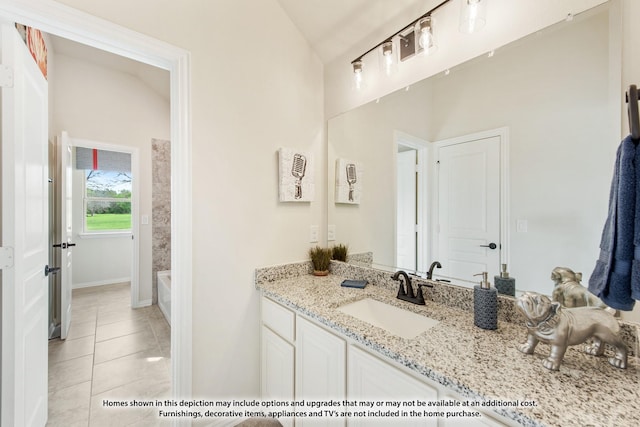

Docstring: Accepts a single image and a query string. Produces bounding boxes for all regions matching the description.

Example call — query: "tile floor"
[47,282,171,427]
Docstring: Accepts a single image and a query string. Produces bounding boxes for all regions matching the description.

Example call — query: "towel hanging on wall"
[588,86,640,309]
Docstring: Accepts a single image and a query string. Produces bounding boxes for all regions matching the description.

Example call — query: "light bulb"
[352,60,364,90]
[379,41,397,76]
[460,0,487,34]
[416,17,437,55]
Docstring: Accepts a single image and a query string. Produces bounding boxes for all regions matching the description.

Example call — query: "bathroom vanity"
[256,262,640,427]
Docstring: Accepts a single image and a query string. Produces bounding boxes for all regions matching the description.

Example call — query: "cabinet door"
[296,317,346,426]
[348,346,438,427]
[261,326,295,427]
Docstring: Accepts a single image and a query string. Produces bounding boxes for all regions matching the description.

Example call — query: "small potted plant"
[309,246,332,276]
[331,244,348,262]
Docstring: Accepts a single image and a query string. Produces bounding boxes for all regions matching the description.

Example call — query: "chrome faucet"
[426,261,442,280]
[391,270,431,305]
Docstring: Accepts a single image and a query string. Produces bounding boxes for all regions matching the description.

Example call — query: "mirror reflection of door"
[395,132,429,274]
[397,147,417,271]
[436,134,502,284]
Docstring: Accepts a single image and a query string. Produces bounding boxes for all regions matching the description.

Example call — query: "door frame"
[70,137,142,307]
[0,0,193,413]
[433,127,510,273]
[394,131,430,274]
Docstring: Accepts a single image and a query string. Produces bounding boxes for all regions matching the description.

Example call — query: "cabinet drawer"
[262,297,295,342]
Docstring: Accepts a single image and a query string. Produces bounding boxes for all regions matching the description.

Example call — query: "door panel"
[437,136,501,283]
[1,22,49,426]
[397,149,417,271]
[60,131,73,339]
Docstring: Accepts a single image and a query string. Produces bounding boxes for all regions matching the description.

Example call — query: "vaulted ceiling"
[48,0,437,99]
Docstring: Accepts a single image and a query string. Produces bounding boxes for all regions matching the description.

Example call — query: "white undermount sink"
[337,298,439,339]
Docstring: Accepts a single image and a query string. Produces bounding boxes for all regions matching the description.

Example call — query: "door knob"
[44,265,61,276]
[52,243,67,249]
[479,243,498,249]
[67,243,76,247]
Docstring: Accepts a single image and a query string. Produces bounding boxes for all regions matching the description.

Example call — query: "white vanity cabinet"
[296,316,346,426]
[348,345,438,426]
[261,298,296,427]
[260,296,512,427]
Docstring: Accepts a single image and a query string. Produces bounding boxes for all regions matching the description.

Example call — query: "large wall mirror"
[328,3,618,297]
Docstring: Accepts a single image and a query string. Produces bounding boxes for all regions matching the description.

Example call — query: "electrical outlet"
[310,225,319,243]
[516,219,528,233]
[328,225,336,241]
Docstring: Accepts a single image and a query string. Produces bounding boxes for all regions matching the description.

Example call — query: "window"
[76,147,132,233]
[84,170,132,232]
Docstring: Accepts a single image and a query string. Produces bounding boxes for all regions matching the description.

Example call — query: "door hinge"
[0,65,14,88]
[0,246,15,269]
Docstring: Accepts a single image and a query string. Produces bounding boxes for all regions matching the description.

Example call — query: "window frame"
[73,141,138,240]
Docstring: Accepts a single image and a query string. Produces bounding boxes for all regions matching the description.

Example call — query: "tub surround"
[256,261,640,427]
[151,138,171,305]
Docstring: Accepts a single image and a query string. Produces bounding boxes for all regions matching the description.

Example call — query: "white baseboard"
[133,298,152,308]
[73,277,132,289]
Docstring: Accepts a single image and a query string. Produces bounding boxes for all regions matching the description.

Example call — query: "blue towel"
[588,135,638,310]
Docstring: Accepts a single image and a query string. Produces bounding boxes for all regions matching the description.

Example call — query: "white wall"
[54,0,325,398]
[50,52,170,299]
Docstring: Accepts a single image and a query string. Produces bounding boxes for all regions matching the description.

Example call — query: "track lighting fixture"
[349,0,488,90]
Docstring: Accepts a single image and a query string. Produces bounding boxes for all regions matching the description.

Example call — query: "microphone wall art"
[278,147,315,202]
[335,158,363,204]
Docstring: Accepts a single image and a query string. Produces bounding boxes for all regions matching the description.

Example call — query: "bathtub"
[157,270,171,326]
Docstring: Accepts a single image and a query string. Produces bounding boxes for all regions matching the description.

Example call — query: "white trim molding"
[0,0,193,422]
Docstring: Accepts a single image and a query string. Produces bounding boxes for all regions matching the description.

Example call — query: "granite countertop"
[257,273,640,427]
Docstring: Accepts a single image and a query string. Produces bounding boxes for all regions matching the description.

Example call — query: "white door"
[59,131,73,339]
[397,149,417,271]
[436,135,501,284]
[1,22,49,427]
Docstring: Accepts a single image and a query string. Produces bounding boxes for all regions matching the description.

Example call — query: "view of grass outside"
[85,169,132,232]
[86,213,132,230]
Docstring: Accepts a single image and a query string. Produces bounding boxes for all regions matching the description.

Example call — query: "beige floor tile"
[67,319,97,340]
[47,282,171,427]
[91,349,170,396]
[49,354,93,393]
[49,335,95,364]
[72,305,99,324]
[89,377,171,427]
[46,380,91,427]
[94,329,159,364]
[97,305,148,326]
[96,317,150,343]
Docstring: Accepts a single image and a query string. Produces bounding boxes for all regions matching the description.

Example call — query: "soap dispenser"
[494,264,516,296]
[473,272,498,330]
